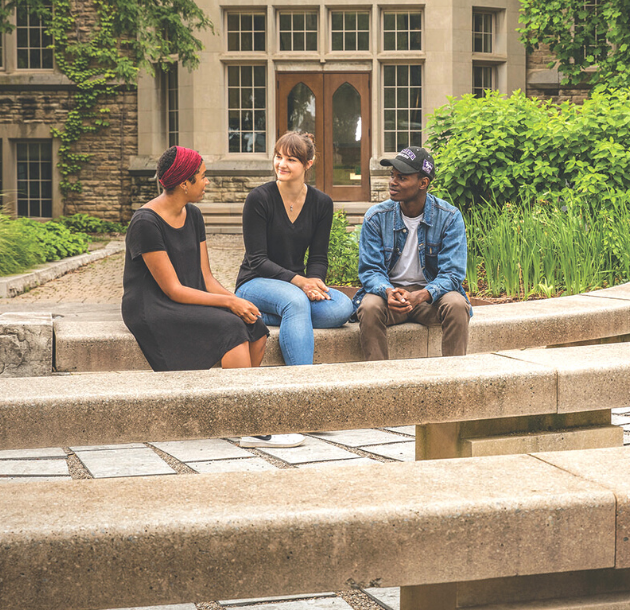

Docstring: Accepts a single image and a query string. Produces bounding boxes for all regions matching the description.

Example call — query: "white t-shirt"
[389,212,426,287]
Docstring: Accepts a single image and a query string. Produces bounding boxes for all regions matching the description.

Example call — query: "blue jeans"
[236,277,354,365]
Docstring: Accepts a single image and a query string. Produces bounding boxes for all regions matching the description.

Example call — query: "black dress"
[122,204,268,371]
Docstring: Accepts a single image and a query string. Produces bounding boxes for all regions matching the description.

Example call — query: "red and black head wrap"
[159,146,203,190]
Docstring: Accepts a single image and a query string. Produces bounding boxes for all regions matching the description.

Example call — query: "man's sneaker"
[239,434,305,448]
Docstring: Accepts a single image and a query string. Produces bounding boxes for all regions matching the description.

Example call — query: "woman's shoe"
[239,434,305,448]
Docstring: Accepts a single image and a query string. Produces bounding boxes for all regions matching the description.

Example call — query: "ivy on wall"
[518,0,630,88]
[0,0,213,195]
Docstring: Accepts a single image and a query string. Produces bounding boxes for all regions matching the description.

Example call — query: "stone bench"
[2,446,630,610]
[52,283,630,373]
[1,342,627,452]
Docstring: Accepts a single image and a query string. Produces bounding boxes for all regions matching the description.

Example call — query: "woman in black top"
[122,145,269,371]
[235,131,353,366]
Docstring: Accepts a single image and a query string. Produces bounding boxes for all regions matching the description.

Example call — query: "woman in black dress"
[122,145,269,370]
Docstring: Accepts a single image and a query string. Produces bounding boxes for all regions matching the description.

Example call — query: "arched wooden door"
[277,72,371,201]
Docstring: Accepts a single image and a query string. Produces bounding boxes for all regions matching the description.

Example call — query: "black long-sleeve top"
[236,181,334,290]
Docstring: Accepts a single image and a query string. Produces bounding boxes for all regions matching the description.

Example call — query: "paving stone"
[0,476,72,482]
[189,458,277,474]
[361,442,416,462]
[255,436,359,465]
[384,426,416,436]
[224,598,353,610]
[220,593,335,606]
[70,443,146,452]
[0,447,66,460]
[0,459,69,477]
[75,447,176,478]
[112,605,197,610]
[310,429,407,447]
[297,457,381,469]
[151,438,252,462]
[362,587,400,610]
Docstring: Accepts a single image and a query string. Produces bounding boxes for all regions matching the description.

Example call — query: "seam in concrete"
[0,241,125,298]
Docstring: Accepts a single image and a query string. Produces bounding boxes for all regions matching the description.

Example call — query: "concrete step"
[1,447,627,610]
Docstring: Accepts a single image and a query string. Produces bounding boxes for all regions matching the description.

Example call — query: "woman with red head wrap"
[122,146,269,370]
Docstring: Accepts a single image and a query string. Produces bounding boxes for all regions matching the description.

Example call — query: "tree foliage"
[518,0,630,88]
[426,88,630,209]
[0,0,213,195]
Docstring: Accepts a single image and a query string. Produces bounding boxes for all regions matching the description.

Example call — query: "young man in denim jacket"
[353,146,471,360]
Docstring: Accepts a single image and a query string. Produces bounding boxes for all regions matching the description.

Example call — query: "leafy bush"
[53,213,127,234]
[325,211,361,287]
[426,88,630,210]
[0,215,45,276]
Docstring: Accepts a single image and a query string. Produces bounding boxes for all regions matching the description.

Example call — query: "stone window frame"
[382,63,423,154]
[226,63,267,154]
[472,9,494,54]
[330,9,370,52]
[226,11,266,53]
[382,10,422,52]
[278,10,318,52]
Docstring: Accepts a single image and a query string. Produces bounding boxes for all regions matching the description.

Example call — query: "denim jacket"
[352,193,472,316]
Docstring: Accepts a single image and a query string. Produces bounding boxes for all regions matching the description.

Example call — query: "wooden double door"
[277,72,370,202]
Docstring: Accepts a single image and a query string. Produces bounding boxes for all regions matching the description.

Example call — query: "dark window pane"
[29,28,40,47]
[17,28,28,47]
[294,13,304,29]
[241,14,252,30]
[41,200,52,217]
[306,13,317,30]
[254,87,265,108]
[227,13,239,31]
[41,164,52,180]
[255,133,266,153]
[410,31,421,50]
[384,66,395,86]
[384,110,395,130]
[332,32,343,51]
[384,131,395,152]
[410,13,421,31]
[384,31,395,50]
[242,133,253,153]
[18,200,28,217]
[410,65,422,86]
[397,132,409,149]
[29,162,39,179]
[16,6,28,25]
[241,33,252,51]
[384,87,395,108]
[345,32,356,50]
[280,31,291,50]
[397,13,408,30]
[242,111,253,130]
[358,13,369,30]
[229,135,240,153]
[397,87,408,107]
[29,181,39,198]
[293,31,304,50]
[254,66,265,86]
[397,65,408,86]
[280,13,291,30]
[345,12,356,29]
[30,200,39,217]
[17,179,28,193]
[410,131,422,147]
[228,88,239,108]
[30,49,41,68]
[228,32,239,51]
[241,88,253,108]
[397,110,408,129]
[229,110,240,130]
[254,14,265,31]
[241,67,252,87]
[42,48,53,68]
[29,143,39,158]
[255,110,266,130]
[331,12,343,30]
[397,32,408,50]
[17,49,28,68]
[228,66,239,86]
[306,32,317,51]
[384,13,395,30]
[358,32,369,50]
[254,32,265,51]
[17,143,28,160]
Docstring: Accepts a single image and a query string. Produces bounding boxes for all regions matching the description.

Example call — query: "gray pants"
[357,285,470,361]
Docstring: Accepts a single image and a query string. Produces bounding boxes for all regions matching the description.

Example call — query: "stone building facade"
[0,0,584,221]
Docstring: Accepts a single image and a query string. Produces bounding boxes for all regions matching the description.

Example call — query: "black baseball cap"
[380,146,436,181]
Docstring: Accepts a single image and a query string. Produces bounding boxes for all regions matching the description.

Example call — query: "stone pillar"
[0,312,53,377]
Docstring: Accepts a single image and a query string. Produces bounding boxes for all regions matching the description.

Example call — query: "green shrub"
[53,213,127,234]
[0,215,45,276]
[15,218,90,262]
[325,211,361,287]
[426,88,630,209]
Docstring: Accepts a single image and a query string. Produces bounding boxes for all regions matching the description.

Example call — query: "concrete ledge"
[0,312,53,377]
[2,342,630,450]
[0,240,124,299]
[0,450,621,610]
[52,283,630,372]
